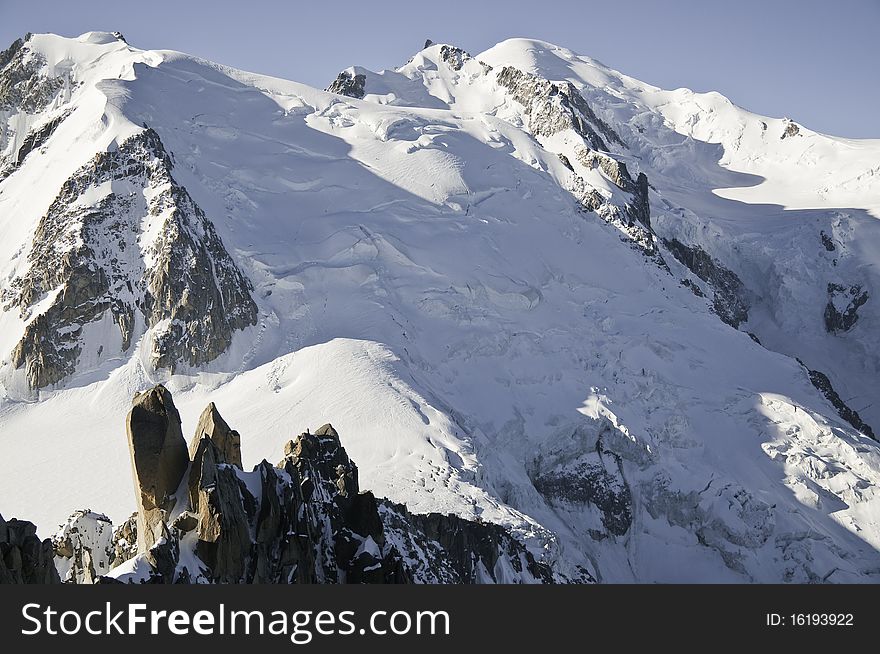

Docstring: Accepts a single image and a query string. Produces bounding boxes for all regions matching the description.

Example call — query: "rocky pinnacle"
[126,385,189,552]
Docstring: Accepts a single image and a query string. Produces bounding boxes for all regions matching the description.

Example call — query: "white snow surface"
[1,33,879,582]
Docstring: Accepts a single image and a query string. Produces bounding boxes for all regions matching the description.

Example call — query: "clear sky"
[1,0,877,137]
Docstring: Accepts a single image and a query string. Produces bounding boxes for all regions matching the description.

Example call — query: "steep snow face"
[0,33,879,583]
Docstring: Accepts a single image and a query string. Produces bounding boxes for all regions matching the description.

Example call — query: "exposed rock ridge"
[570,144,657,255]
[56,385,555,584]
[0,34,70,181]
[800,363,876,440]
[0,34,65,113]
[529,422,643,544]
[438,45,470,71]
[495,65,623,151]
[326,70,366,99]
[824,283,868,334]
[490,64,666,259]
[1,127,258,388]
[662,237,750,328]
[14,112,67,165]
[326,46,660,258]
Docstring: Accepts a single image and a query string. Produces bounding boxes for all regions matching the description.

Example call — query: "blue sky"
[1,0,877,137]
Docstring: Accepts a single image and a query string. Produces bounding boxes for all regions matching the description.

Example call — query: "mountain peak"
[75,31,126,45]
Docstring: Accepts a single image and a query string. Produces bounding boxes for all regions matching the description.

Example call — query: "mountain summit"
[1,32,878,583]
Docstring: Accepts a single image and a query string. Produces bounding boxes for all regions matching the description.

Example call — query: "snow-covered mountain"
[1,31,879,583]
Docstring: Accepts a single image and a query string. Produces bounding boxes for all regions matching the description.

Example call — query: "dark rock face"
[63,386,555,584]
[662,238,750,328]
[681,277,706,297]
[824,283,868,333]
[382,502,554,583]
[327,70,366,99]
[495,65,624,151]
[557,153,574,170]
[805,366,875,440]
[0,513,61,584]
[15,112,67,165]
[1,127,258,388]
[629,172,652,231]
[0,35,27,70]
[127,385,190,551]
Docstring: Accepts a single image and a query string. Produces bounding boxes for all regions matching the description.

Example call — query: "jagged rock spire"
[189,402,243,468]
[126,384,189,552]
[50,386,556,584]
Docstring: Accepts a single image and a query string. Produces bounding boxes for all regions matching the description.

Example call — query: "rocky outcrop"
[0,34,64,113]
[0,513,61,584]
[60,385,555,584]
[495,65,624,151]
[109,514,138,567]
[824,283,868,333]
[14,112,67,166]
[0,35,68,182]
[781,119,800,139]
[51,511,138,581]
[662,238,750,328]
[127,385,189,551]
[534,455,632,538]
[327,70,366,99]
[820,231,835,252]
[52,510,115,583]
[568,172,659,257]
[576,146,634,191]
[575,145,652,231]
[439,45,470,71]
[1,127,258,388]
[489,65,663,259]
[803,365,875,440]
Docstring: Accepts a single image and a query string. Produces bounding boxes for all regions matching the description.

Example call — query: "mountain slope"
[0,33,878,583]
